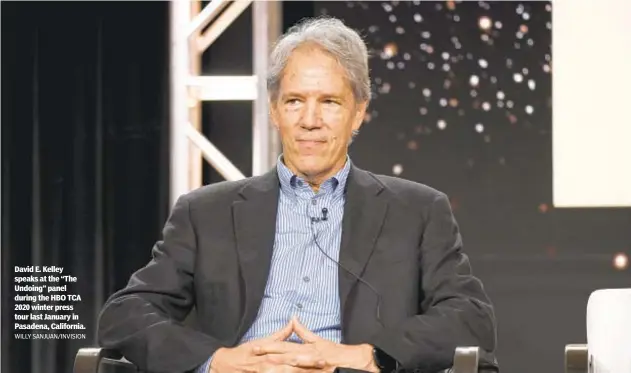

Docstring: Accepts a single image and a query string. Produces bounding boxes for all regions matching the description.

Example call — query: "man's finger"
[256,341,304,355]
[252,322,295,355]
[266,321,295,342]
[266,352,327,369]
[291,317,320,344]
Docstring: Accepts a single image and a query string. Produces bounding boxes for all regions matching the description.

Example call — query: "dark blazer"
[97,165,498,373]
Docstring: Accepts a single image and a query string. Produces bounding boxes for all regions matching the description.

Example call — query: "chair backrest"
[586,288,631,373]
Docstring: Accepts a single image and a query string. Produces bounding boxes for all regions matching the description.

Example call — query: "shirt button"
[296,303,303,309]
[303,276,310,283]
[311,199,317,205]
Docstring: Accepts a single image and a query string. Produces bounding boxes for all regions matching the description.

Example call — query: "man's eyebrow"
[280,91,346,99]
[280,92,303,99]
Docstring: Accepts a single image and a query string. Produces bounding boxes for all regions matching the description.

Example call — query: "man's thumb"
[291,316,318,343]
[268,320,294,341]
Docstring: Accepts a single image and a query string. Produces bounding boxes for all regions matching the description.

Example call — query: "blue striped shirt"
[198,156,350,372]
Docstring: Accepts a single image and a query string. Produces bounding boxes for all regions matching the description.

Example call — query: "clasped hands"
[210,316,378,373]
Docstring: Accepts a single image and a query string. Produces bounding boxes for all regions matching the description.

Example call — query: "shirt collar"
[276,154,351,198]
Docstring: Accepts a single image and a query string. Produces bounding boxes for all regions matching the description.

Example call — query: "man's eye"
[286,99,300,105]
[324,99,339,105]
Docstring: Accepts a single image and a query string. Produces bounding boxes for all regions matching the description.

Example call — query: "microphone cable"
[308,208,384,327]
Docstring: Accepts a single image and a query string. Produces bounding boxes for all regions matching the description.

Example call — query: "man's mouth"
[296,139,326,145]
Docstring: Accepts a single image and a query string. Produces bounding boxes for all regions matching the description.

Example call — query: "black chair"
[74,345,496,373]
[564,344,588,373]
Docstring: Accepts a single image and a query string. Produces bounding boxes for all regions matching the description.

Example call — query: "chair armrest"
[74,347,136,373]
[565,344,588,373]
[451,346,479,373]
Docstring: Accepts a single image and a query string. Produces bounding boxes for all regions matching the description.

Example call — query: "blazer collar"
[338,166,388,340]
[232,168,279,342]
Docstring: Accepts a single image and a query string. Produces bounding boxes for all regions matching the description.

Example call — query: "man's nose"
[301,102,321,129]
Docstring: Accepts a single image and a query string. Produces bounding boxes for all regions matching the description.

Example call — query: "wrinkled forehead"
[279,46,354,98]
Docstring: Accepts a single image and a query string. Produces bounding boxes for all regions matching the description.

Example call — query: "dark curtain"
[2,2,171,372]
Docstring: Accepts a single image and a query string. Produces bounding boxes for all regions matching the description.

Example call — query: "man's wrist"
[353,344,380,373]
[208,347,227,373]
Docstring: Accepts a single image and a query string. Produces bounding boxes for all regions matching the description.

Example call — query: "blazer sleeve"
[369,192,497,372]
[97,194,222,373]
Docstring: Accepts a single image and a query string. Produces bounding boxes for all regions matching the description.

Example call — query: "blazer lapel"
[232,169,279,342]
[339,166,388,336]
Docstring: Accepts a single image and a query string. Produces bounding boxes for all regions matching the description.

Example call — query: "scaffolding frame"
[169,0,282,206]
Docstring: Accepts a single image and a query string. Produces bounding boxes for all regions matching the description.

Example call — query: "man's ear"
[352,100,369,131]
[269,98,280,130]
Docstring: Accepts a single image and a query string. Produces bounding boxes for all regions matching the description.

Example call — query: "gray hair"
[267,16,371,104]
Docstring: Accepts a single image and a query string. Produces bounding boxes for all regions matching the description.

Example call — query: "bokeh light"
[478,16,492,31]
[613,253,629,271]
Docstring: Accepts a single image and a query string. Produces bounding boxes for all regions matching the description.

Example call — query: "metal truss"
[169,0,282,206]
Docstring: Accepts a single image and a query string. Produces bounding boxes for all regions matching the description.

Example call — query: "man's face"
[270,45,367,181]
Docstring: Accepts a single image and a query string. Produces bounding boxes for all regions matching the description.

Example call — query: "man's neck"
[283,156,347,193]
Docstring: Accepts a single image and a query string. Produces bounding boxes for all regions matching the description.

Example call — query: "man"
[97,16,497,373]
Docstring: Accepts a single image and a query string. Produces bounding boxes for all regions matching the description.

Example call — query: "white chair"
[565,288,631,373]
